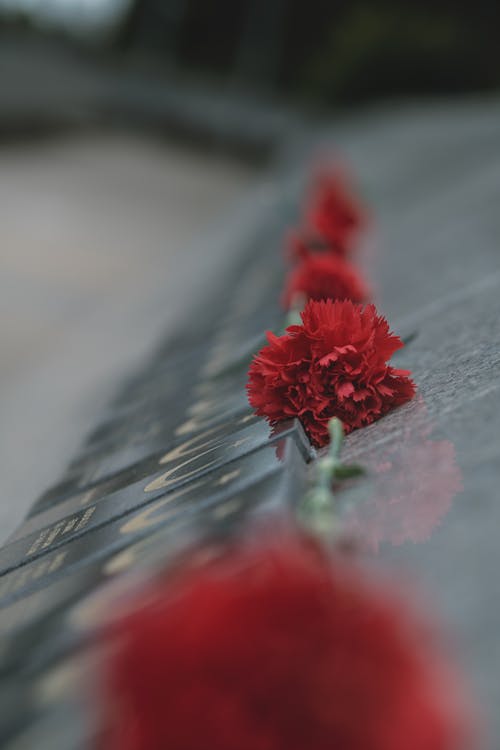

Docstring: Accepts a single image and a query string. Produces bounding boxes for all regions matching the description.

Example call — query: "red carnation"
[97,532,471,750]
[282,252,369,309]
[247,299,415,448]
[305,168,366,255]
[285,230,329,264]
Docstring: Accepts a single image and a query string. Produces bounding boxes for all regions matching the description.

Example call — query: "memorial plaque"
[0,456,306,679]
[0,177,309,750]
[0,434,309,606]
[26,409,259,518]
[68,394,254,489]
[0,441,304,747]
[1,419,308,573]
[79,360,251,454]
[0,522,194,675]
[103,342,211,417]
[30,308,279,516]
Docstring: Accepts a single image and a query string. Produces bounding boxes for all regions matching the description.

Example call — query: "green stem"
[298,417,365,537]
[328,417,344,462]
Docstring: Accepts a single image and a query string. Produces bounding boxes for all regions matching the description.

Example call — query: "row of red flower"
[248,167,415,448]
[96,164,475,750]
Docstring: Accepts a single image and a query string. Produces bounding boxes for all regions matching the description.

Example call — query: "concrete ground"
[0,134,260,539]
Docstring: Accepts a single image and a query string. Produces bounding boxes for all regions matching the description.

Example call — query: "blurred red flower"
[305,168,366,256]
[247,299,415,447]
[285,230,327,264]
[282,252,369,309]
[97,532,471,750]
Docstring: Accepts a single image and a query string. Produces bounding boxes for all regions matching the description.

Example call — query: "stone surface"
[315,98,500,749]
[0,93,499,746]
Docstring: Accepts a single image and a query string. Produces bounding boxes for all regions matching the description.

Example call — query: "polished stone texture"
[327,99,500,748]
[0,95,499,747]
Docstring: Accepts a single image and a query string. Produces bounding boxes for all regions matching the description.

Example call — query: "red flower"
[97,532,471,750]
[247,299,415,448]
[285,230,328,264]
[305,169,366,255]
[282,252,369,309]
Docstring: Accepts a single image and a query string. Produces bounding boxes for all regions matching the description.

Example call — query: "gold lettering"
[32,560,50,580]
[41,522,65,549]
[216,469,240,486]
[212,498,242,520]
[75,506,96,531]
[48,551,67,573]
[103,548,136,576]
[187,399,214,417]
[62,518,78,534]
[121,481,203,535]
[232,437,249,449]
[158,424,221,465]
[202,356,226,377]
[79,486,100,506]
[174,409,251,439]
[144,444,223,493]
[175,417,199,437]
[27,530,48,556]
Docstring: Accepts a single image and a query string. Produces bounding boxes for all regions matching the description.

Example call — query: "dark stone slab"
[0,423,303,746]
[0,680,40,746]
[0,419,309,575]
[77,361,252,455]
[18,411,261,525]
[0,433,309,607]
[0,434,308,692]
[69,392,254,488]
[27,233,285,519]
[1,701,87,750]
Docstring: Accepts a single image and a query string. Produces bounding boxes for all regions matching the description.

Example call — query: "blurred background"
[2,0,499,110]
[0,1,499,534]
